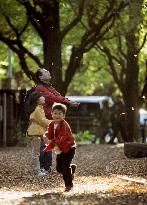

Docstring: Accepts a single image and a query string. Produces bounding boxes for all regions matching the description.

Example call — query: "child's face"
[51,109,65,121]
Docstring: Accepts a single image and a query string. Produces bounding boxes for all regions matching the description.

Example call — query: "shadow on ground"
[21,191,147,205]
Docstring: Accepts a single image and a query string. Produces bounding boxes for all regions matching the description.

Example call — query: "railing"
[0,89,26,146]
[141,119,147,143]
[66,116,99,134]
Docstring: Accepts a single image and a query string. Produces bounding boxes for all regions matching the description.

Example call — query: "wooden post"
[0,105,2,122]
[142,119,147,143]
[3,93,7,146]
[8,49,12,89]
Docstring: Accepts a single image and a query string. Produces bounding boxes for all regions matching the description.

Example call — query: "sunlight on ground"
[1,175,147,204]
[74,176,110,193]
[0,189,33,200]
[0,176,113,203]
[0,188,34,205]
[117,175,147,184]
[111,143,124,148]
[74,182,109,193]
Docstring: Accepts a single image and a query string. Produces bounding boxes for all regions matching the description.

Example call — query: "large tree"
[96,0,146,142]
[0,0,128,94]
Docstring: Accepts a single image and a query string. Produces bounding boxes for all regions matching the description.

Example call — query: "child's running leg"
[61,148,76,191]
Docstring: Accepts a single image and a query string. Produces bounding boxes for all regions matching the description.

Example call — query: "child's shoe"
[40,168,49,174]
[35,169,47,176]
[65,186,73,192]
[46,167,52,173]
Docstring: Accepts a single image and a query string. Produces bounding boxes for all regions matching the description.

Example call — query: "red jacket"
[35,83,72,119]
[44,120,76,153]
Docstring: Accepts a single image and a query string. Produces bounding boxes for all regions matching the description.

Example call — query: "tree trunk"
[122,0,143,142]
[41,1,63,93]
[124,143,147,158]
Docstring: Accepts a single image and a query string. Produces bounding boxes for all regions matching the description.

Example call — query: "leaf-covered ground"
[0,144,147,205]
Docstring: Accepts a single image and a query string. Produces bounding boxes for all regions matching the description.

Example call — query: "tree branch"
[17,0,43,37]
[4,14,29,38]
[63,46,83,91]
[0,31,35,80]
[118,35,127,59]
[63,1,128,91]
[96,43,125,92]
[18,52,36,81]
[61,0,85,39]
[4,15,19,37]
[17,40,43,67]
[84,17,115,52]
[0,33,19,53]
[0,31,42,69]
[116,36,127,74]
[1,13,42,67]
[79,1,127,52]
[137,33,147,54]
[19,18,29,36]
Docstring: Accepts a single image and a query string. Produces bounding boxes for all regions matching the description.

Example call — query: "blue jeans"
[39,138,52,171]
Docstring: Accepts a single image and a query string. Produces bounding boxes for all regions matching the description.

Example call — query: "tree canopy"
[0,0,131,95]
[0,0,147,142]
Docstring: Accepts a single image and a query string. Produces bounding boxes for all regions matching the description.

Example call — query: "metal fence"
[0,89,26,146]
[1,90,146,146]
[66,116,99,134]
[0,90,100,146]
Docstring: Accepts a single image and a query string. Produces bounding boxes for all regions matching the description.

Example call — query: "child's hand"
[43,136,49,144]
[44,141,55,152]
[70,101,80,107]
[54,144,62,154]
[71,102,80,107]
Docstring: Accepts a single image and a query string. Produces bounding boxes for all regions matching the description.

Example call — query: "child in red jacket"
[44,103,77,192]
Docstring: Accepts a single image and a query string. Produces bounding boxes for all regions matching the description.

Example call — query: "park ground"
[0,144,147,205]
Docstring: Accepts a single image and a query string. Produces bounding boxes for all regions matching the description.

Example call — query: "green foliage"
[67,49,113,95]
[74,130,93,142]
[14,122,30,146]
[0,0,26,34]
[0,0,146,97]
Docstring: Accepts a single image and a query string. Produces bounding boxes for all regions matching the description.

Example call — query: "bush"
[74,130,93,142]
[15,122,30,146]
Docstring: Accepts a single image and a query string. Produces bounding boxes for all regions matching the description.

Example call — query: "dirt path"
[0,144,147,205]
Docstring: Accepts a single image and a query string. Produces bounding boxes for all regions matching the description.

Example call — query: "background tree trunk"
[97,0,144,142]
[41,1,63,92]
[124,33,139,142]
[122,0,143,142]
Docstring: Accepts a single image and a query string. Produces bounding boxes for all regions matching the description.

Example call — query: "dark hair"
[52,103,67,114]
[27,92,42,111]
[35,69,43,83]
[22,92,43,135]
[23,86,37,104]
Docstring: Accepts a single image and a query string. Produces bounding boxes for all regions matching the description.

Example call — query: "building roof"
[66,96,113,108]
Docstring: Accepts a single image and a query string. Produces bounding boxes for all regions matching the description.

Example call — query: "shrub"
[74,130,93,142]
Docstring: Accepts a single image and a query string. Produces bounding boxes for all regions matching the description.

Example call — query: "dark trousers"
[56,147,76,188]
[39,138,52,171]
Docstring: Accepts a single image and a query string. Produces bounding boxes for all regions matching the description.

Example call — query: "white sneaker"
[35,170,47,176]
[40,168,49,174]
